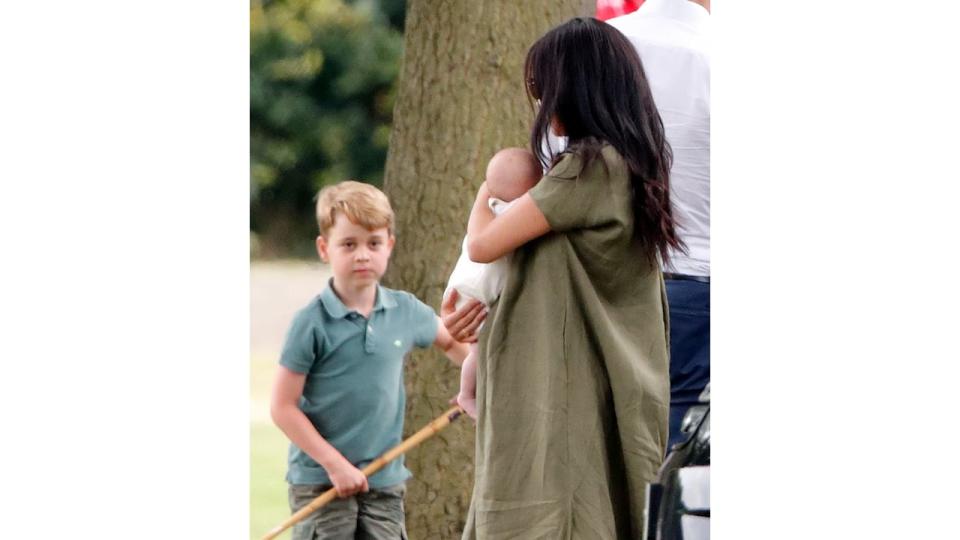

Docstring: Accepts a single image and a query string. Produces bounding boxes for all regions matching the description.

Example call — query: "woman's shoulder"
[547,142,626,180]
[544,151,581,181]
[580,143,629,185]
[599,143,629,174]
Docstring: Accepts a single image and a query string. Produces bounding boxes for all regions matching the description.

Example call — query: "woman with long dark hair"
[445,17,682,539]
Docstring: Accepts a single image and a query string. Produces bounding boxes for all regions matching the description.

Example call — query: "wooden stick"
[261,405,465,540]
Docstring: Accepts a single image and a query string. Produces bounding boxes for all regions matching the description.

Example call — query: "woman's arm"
[466,183,551,263]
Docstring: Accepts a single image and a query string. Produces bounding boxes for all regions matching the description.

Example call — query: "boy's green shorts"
[288,482,408,540]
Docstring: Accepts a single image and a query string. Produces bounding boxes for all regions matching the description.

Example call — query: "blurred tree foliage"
[251,0,406,258]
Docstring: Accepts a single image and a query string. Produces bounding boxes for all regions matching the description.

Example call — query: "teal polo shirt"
[280,280,439,488]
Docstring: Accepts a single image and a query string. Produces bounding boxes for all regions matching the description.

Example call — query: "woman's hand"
[441,290,487,343]
[474,181,490,204]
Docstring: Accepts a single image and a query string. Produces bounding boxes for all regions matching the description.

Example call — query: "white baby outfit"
[444,197,514,310]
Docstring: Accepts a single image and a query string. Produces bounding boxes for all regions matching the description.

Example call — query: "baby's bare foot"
[457,393,477,419]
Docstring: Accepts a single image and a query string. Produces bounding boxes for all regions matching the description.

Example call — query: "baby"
[445,147,543,418]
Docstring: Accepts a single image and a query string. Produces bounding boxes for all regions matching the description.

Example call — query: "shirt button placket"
[364,323,375,353]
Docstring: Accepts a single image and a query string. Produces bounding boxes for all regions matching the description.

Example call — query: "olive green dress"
[462,145,671,540]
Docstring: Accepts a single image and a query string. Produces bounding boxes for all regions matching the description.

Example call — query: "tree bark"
[381,2,591,538]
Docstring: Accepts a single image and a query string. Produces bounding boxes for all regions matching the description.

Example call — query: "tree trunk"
[381,2,592,538]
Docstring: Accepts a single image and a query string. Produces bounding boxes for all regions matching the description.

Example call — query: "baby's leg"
[457,344,478,419]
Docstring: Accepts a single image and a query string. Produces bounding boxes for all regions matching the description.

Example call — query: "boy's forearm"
[442,340,470,366]
[433,315,470,366]
[272,404,349,472]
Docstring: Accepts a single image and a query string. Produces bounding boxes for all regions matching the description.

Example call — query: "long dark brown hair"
[525,17,684,262]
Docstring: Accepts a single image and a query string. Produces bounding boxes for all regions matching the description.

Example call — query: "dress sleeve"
[528,151,623,233]
[279,307,320,373]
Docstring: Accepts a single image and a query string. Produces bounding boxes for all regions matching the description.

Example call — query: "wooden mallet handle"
[261,405,465,540]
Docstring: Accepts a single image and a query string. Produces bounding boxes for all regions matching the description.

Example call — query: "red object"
[596,0,643,21]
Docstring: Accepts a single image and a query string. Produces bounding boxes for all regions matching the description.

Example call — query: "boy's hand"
[329,459,369,498]
[441,290,486,343]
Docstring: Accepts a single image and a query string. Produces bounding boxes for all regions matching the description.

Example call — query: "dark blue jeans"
[665,278,710,450]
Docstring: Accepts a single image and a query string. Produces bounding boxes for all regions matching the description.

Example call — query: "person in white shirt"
[444,147,543,418]
[608,0,710,449]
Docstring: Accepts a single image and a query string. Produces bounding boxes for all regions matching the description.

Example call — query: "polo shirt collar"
[319,279,396,319]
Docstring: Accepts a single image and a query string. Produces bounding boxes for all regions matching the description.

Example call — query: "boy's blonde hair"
[315,181,395,237]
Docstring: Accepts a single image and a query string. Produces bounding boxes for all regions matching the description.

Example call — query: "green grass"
[251,352,289,539]
[251,421,289,539]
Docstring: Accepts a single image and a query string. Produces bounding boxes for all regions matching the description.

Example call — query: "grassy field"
[250,260,330,539]
[250,353,290,539]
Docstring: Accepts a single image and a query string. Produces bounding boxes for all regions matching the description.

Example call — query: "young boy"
[444,147,543,418]
[271,181,469,540]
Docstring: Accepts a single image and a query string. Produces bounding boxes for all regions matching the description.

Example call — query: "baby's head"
[485,147,542,202]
